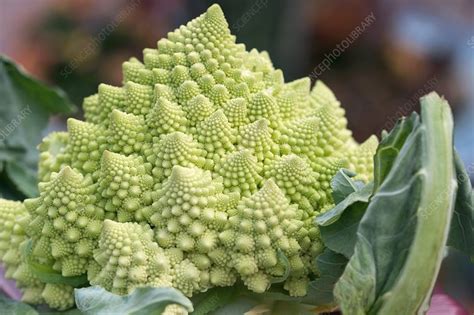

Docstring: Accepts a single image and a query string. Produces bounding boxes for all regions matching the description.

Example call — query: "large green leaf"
[316,169,373,258]
[316,177,373,227]
[75,286,193,315]
[0,293,38,315]
[305,249,348,306]
[447,151,474,260]
[0,55,75,198]
[330,169,360,204]
[319,202,368,258]
[373,113,420,191]
[210,296,258,315]
[335,93,457,315]
[38,309,82,315]
[252,249,347,308]
[5,161,38,198]
[191,287,236,315]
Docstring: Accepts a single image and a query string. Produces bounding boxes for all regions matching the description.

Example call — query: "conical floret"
[96,151,153,222]
[146,97,188,137]
[145,132,211,182]
[108,109,151,155]
[237,119,279,163]
[25,166,103,277]
[225,179,308,296]
[215,149,262,197]
[343,135,378,182]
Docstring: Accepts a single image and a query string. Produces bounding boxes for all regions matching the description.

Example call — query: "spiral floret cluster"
[0,4,377,310]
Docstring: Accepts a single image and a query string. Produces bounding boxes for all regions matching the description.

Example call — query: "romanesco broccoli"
[0,4,378,309]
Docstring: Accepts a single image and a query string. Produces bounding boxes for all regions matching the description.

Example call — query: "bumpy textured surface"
[0,4,378,309]
[0,200,75,310]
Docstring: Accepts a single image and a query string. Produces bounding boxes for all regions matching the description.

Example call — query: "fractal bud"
[0,4,378,310]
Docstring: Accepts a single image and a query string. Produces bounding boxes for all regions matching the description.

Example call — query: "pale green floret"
[90,220,172,295]
[264,154,320,214]
[0,4,380,308]
[42,283,75,311]
[0,201,47,304]
[62,118,108,177]
[222,97,250,128]
[154,83,176,102]
[144,166,237,293]
[13,254,48,305]
[182,95,214,131]
[284,78,312,117]
[96,150,153,222]
[37,131,68,182]
[237,119,279,163]
[215,191,240,215]
[88,84,126,126]
[313,106,352,156]
[123,58,153,85]
[146,97,188,137]
[145,132,212,182]
[108,109,151,156]
[226,179,308,296]
[82,94,99,123]
[177,80,201,105]
[247,90,280,125]
[342,135,379,182]
[25,166,103,276]
[286,78,311,103]
[311,157,348,207]
[215,149,262,197]
[310,80,346,119]
[163,304,189,315]
[125,81,154,116]
[0,200,23,259]
[196,110,237,162]
[147,166,229,246]
[279,116,322,160]
[0,200,76,307]
[275,89,299,121]
[208,84,230,107]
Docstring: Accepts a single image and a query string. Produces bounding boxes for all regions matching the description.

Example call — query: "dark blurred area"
[1,0,473,311]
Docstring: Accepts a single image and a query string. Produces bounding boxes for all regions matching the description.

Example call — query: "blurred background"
[0,0,473,311]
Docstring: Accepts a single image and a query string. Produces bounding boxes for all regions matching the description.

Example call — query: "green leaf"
[0,293,39,315]
[316,170,374,258]
[5,161,38,198]
[316,178,373,226]
[334,236,376,314]
[0,170,27,200]
[36,307,82,315]
[305,249,348,306]
[209,296,258,315]
[0,55,75,198]
[252,249,347,307]
[330,169,359,204]
[319,202,367,258]
[447,150,474,259]
[335,92,457,315]
[75,286,193,315]
[373,113,420,191]
[191,287,236,315]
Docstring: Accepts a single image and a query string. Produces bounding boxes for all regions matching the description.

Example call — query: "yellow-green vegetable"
[0,4,377,309]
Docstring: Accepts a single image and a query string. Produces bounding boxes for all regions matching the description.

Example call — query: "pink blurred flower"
[428,285,469,315]
[0,265,22,300]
